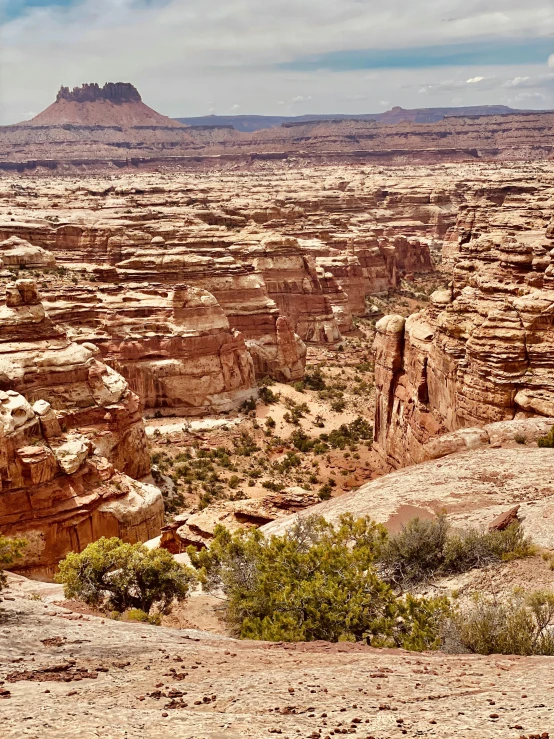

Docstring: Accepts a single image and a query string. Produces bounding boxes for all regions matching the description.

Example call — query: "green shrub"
[330,398,346,412]
[259,386,278,404]
[261,480,285,492]
[56,538,195,615]
[273,451,302,473]
[259,376,275,387]
[318,483,333,500]
[240,397,257,413]
[289,429,316,453]
[283,399,310,425]
[303,368,326,391]
[381,516,535,588]
[0,536,27,591]
[125,608,162,625]
[189,515,448,648]
[324,418,373,450]
[228,474,240,489]
[444,591,554,655]
[233,431,259,456]
[538,425,554,448]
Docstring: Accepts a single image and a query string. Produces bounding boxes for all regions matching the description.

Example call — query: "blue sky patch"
[281,38,554,72]
[2,0,77,22]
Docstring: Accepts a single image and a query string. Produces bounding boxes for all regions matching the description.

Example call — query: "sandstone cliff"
[0,279,164,578]
[43,283,258,416]
[373,178,554,468]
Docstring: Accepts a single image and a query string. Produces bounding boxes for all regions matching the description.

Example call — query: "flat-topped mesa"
[372,180,554,469]
[0,280,164,579]
[42,283,258,417]
[56,82,142,104]
[14,80,188,133]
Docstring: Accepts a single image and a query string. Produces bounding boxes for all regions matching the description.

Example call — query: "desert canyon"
[0,83,554,738]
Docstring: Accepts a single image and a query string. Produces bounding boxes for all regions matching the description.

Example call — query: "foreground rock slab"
[0,591,552,739]
[264,444,554,549]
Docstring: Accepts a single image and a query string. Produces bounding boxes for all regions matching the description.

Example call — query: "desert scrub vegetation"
[56,537,195,619]
[189,514,449,648]
[538,424,554,448]
[380,515,535,588]
[288,417,373,454]
[444,591,554,656]
[0,536,26,592]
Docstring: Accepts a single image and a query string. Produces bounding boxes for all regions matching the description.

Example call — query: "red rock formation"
[21,82,186,129]
[0,236,56,269]
[0,279,164,578]
[238,235,345,343]
[56,83,142,104]
[42,283,258,416]
[372,178,554,468]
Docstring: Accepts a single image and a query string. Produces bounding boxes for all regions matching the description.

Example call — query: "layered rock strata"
[42,283,258,416]
[0,279,164,578]
[231,235,345,342]
[373,179,554,468]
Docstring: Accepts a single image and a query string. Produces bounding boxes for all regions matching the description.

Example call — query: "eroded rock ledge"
[373,180,554,468]
[0,279,163,579]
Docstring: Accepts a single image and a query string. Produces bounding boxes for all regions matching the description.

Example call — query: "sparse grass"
[444,591,554,655]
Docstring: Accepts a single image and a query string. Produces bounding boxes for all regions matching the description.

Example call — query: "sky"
[0,0,553,124]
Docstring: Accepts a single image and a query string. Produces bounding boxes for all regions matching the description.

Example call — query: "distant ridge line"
[175,105,548,132]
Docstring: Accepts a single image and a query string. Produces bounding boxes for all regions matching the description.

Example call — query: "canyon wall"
[0,279,164,578]
[373,178,554,468]
[42,283,258,416]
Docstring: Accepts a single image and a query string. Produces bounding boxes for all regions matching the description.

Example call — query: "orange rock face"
[373,175,554,468]
[41,283,258,416]
[0,279,163,579]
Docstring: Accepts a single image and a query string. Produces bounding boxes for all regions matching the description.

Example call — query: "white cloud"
[0,0,553,122]
[549,54,554,69]
[513,91,547,103]
[503,73,554,89]
[419,76,498,93]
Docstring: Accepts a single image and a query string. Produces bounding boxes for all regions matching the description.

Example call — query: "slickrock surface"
[373,168,554,467]
[263,439,554,548]
[0,589,553,739]
[0,279,163,578]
